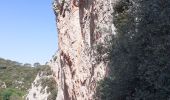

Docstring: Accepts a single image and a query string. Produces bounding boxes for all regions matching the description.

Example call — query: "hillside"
[0,58,50,100]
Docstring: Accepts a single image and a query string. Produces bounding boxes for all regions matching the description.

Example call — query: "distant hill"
[0,58,50,100]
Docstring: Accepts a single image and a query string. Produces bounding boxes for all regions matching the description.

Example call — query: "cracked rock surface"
[51,0,116,100]
[27,0,116,100]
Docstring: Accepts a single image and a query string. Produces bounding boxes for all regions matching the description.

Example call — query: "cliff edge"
[51,0,115,99]
[27,0,115,100]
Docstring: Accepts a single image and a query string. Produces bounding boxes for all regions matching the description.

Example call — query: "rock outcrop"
[26,66,57,100]
[50,0,115,100]
[0,81,6,89]
[26,73,51,100]
[27,0,116,100]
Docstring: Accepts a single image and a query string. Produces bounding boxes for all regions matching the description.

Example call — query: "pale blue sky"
[0,0,58,64]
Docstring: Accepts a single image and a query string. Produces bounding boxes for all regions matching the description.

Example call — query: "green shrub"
[97,0,170,100]
[0,88,25,100]
[0,58,53,100]
[47,90,57,100]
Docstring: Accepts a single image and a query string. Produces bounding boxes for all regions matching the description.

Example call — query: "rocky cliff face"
[27,0,116,100]
[50,0,115,100]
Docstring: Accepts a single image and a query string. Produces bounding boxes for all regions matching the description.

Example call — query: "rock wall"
[27,0,116,99]
[50,0,116,100]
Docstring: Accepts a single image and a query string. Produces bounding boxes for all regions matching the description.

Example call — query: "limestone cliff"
[50,0,115,100]
[27,0,116,100]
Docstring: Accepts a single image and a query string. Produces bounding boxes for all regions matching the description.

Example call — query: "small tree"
[33,62,41,67]
[24,63,32,67]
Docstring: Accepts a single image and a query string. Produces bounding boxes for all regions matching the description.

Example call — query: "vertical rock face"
[50,0,116,100]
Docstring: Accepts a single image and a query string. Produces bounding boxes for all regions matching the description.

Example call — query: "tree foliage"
[97,0,170,100]
[0,58,52,100]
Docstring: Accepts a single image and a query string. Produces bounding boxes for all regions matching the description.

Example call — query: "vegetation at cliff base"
[97,0,170,100]
[0,58,50,100]
[0,88,25,100]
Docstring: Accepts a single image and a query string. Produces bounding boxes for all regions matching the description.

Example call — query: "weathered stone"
[27,0,116,99]
[50,0,116,100]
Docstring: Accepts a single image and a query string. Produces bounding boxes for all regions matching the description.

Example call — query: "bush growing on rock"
[97,0,170,100]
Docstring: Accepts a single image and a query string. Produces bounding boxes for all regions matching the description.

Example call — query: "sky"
[0,0,58,64]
